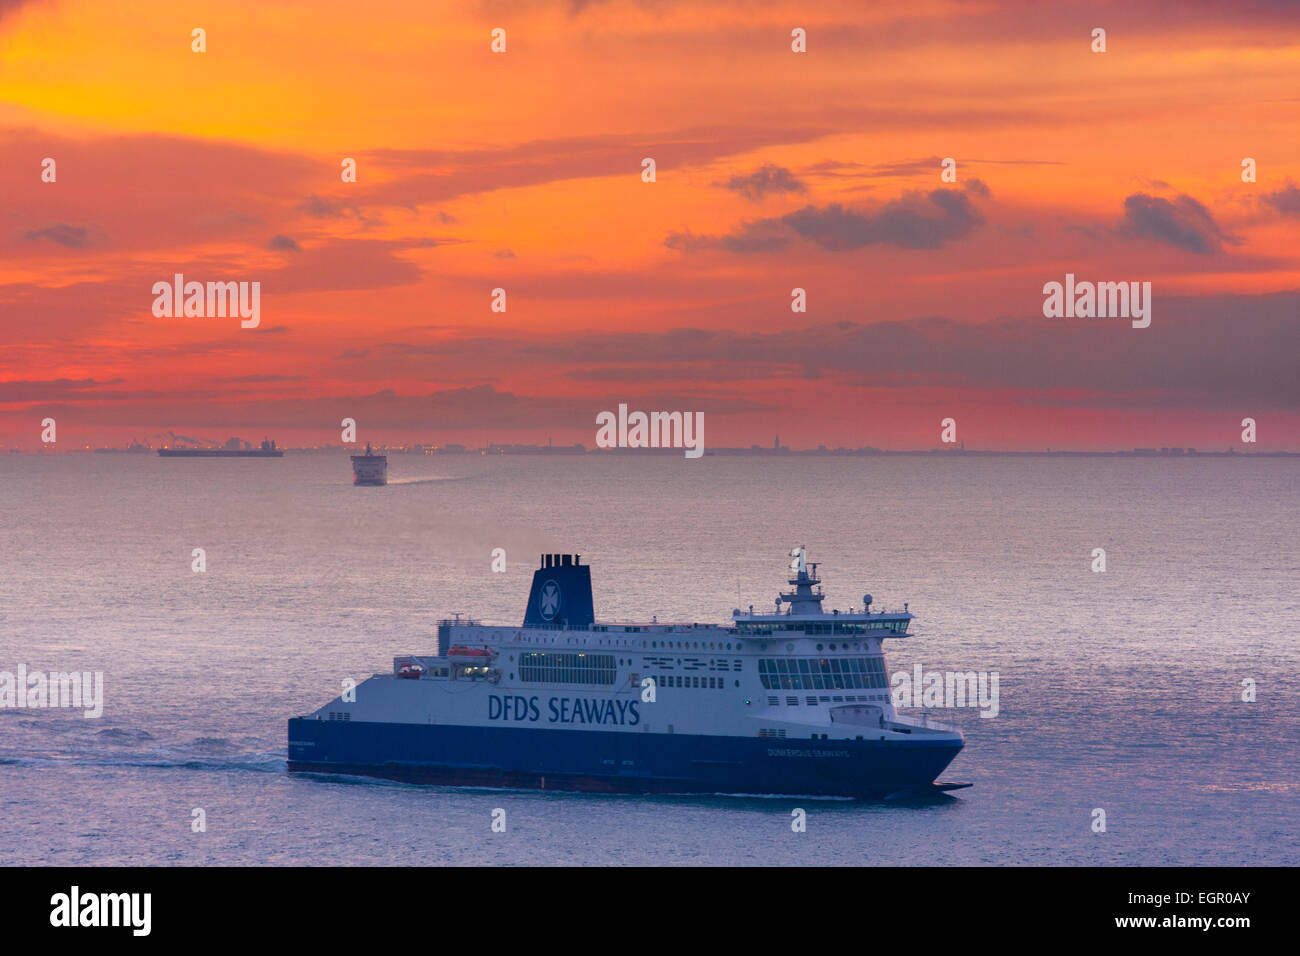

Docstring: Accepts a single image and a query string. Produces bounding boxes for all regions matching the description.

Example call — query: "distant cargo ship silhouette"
[158,438,283,458]
[94,439,152,454]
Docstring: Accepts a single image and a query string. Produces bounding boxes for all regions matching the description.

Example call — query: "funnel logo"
[539,580,562,621]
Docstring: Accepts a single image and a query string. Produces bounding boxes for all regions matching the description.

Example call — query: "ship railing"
[733,607,912,618]
[438,620,665,632]
[895,712,960,733]
[515,622,593,631]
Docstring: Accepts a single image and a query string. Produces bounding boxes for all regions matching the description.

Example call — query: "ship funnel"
[524,553,594,628]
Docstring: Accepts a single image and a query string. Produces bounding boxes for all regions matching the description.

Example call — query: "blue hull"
[287,718,962,797]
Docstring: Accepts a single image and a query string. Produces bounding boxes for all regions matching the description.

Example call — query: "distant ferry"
[158,439,283,458]
[350,443,387,485]
[289,548,968,798]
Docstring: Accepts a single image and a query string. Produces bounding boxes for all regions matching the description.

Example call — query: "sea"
[1,453,1296,865]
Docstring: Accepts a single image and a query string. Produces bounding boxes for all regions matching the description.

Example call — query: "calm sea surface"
[1,453,1296,865]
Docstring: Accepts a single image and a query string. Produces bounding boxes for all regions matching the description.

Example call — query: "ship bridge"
[731,547,913,637]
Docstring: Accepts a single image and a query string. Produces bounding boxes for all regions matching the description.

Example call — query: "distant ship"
[95,439,152,454]
[158,439,283,458]
[289,548,969,798]
[350,443,388,485]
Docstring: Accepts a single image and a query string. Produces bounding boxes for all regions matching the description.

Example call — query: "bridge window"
[757,657,888,691]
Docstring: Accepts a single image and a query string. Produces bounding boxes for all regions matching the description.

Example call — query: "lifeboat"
[447,645,492,658]
[397,664,424,679]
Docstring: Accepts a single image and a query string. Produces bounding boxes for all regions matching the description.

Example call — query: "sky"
[1,0,1298,451]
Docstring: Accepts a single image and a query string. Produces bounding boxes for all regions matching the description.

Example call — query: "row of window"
[737,620,908,636]
[648,641,739,650]
[766,695,880,706]
[757,657,889,691]
[518,652,617,685]
[653,675,730,690]
[764,697,889,707]
[799,621,906,635]
[642,657,742,672]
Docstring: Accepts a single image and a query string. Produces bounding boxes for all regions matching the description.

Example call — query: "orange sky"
[2,0,1298,450]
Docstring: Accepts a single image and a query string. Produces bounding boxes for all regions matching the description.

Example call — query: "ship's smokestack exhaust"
[524,553,594,628]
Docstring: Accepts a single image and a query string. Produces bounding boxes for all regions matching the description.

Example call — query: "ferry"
[288,548,968,798]
[350,442,388,485]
